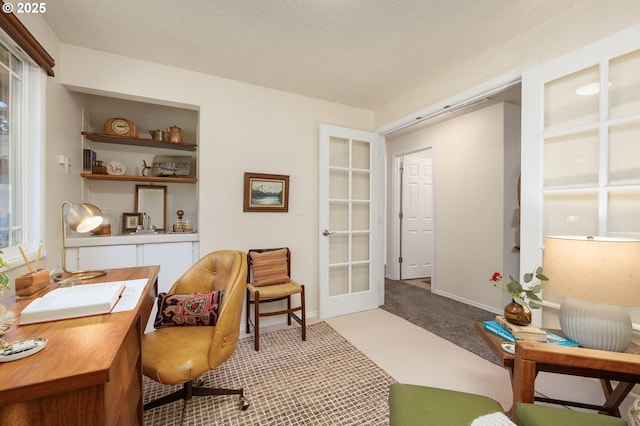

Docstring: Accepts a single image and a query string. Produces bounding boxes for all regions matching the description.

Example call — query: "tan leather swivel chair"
[142,250,249,420]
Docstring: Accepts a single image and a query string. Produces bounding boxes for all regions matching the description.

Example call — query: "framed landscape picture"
[243,172,289,212]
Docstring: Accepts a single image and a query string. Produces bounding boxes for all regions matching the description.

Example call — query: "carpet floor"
[400,278,430,290]
[381,278,497,363]
[143,322,395,425]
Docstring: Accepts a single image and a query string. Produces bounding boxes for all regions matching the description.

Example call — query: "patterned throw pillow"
[250,249,291,286]
[154,290,224,328]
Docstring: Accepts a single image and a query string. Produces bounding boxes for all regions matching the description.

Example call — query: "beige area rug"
[328,309,512,412]
[143,322,396,425]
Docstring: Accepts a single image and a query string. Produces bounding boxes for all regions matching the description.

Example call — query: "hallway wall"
[386,102,521,313]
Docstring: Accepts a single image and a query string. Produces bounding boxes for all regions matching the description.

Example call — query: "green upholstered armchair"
[389,384,628,426]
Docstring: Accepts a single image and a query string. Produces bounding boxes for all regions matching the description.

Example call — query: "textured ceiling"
[42,0,583,109]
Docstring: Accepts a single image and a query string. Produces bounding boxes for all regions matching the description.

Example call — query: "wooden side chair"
[246,247,306,351]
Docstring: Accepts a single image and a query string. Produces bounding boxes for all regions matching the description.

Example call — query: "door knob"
[322,229,336,237]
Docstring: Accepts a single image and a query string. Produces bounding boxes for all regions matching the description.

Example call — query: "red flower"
[487,267,548,310]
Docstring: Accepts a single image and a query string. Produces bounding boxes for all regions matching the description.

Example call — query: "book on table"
[543,330,579,347]
[483,319,579,347]
[483,320,515,342]
[20,281,126,325]
[495,315,548,342]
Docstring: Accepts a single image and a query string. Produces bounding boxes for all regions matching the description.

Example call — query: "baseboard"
[431,288,502,316]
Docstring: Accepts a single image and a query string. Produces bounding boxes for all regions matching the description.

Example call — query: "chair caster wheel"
[192,376,205,387]
[239,396,250,411]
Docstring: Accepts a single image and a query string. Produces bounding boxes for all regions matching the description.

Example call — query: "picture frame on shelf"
[122,212,143,232]
[243,172,289,212]
[135,185,167,231]
[150,155,193,178]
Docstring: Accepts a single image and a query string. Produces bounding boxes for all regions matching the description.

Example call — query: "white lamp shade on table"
[543,236,640,352]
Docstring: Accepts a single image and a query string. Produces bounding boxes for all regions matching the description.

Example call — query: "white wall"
[502,102,522,307]
[387,103,521,312]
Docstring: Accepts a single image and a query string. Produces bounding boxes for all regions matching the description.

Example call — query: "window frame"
[0,28,44,269]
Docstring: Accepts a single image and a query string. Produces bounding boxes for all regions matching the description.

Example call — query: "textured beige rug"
[143,322,396,425]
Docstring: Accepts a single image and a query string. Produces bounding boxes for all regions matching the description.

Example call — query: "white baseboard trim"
[431,288,502,316]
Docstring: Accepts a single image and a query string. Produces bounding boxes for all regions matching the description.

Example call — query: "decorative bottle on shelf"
[173,210,185,232]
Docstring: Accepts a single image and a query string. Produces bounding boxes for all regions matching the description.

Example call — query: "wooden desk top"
[0,266,159,406]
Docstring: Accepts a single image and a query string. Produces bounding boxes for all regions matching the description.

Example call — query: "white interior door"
[319,124,384,319]
[400,155,433,279]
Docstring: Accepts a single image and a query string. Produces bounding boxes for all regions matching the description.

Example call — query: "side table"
[475,321,640,417]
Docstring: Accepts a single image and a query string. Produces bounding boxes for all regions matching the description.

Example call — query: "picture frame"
[135,184,167,231]
[243,172,289,212]
[122,212,143,232]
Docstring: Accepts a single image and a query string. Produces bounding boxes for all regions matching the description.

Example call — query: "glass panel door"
[521,24,640,327]
[541,48,640,240]
[319,124,383,319]
[327,136,371,297]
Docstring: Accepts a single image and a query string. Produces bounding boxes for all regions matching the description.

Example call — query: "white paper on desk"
[112,279,149,313]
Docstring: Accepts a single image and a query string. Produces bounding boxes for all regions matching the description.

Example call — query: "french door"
[521,24,640,273]
[318,124,384,319]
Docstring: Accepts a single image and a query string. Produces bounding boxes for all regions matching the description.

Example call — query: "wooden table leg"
[600,380,634,417]
[513,349,537,407]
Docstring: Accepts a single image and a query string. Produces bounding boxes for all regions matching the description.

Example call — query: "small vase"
[504,299,531,326]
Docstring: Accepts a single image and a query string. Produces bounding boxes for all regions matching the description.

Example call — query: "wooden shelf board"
[81,173,197,183]
[82,132,197,152]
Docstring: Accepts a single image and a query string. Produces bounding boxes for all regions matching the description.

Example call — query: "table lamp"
[58,201,107,280]
[542,236,640,352]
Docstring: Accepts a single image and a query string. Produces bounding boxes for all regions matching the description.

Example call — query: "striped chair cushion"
[250,249,291,286]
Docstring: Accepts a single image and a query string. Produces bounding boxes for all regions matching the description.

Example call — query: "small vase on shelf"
[504,299,531,326]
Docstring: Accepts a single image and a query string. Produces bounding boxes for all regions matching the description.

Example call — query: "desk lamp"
[543,236,640,352]
[58,201,107,280]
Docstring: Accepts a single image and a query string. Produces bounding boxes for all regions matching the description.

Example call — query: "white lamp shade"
[543,236,640,352]
[543,236,640,306]
[64,203,103,233]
